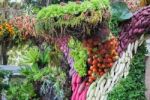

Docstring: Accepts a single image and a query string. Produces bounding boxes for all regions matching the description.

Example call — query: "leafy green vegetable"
[108,44,146,100]
[111,2,133,21]
[37,0,109,20]
[7,82,36,100]
[36,0,110,35]
[19,44,63,68]
[21,46,40,66]
[20,65,68,100]
[7,44,33,66]
[6,45,70,100]
[68,37,88,77]
[109,18,120,37]
[0,70,12,94]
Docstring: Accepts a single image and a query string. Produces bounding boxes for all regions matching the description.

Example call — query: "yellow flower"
[0,22,15,37]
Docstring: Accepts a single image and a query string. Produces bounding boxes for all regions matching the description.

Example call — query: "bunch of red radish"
[71,73,89,100]
[83,37,119,85]
[56,35,119,100]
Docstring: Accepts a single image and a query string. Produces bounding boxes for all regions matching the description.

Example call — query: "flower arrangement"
[0,22,15,41]
[9,16,36,40]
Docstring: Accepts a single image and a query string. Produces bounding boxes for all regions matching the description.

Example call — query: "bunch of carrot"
[83,37,119,85]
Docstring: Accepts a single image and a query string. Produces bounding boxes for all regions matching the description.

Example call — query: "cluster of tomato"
[83,37,119,85]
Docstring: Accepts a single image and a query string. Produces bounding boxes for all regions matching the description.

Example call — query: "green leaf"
[68,38,87,77]
[111,2,133,21]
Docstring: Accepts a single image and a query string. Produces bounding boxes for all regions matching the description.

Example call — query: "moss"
[36,0,110,36]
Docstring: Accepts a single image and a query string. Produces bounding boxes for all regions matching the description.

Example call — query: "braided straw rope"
[86,34,145,100]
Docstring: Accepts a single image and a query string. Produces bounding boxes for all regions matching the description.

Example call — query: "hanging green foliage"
[37,0,109,20]
[36,0,110,36]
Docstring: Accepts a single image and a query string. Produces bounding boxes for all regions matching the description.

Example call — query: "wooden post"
[2,41,8,65]
[0,45,2,65]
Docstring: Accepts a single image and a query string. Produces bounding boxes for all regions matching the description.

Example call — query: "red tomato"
[90,66,93,70]
[98,69,102,72]
[99,72,104,76]
[93,68,97,72]
[88,78,94,83]
[104,69,108,72]
[90,65,96,70]
[109,63,113,67]
[88,58,93,64]
[90,76,96,80]
[105,54,109,58]
[97,58,102,62]
[107,58,112,63]
[99,49,106,55]
[92,60,98,65]
[88,70,92,75]
[101,64,105,68]
[97,63,101,67]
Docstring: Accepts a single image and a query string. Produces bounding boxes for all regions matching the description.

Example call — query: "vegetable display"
[68,38,88,77]
[55,35,76,77]
[36,0,110,36]
[7,46,71,100]
[84,37,118,85]
[71,73,89,100]
[108,44,146,100]
[1,0,150,100]
[86,34,146,100]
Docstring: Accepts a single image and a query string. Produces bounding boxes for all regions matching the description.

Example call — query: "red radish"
[78,92,84,100]
[77,81,86,94]
[71,92,75,100]
[75,92,80,100]
[85,36,119,84]
[75,84,80,100]
[72,84,75,91]
[76,75,82,84]
[72,89,78,100]
[72,73,78,84]
[78,89,85,100]
[81,87,89,100]
[72,84,80,100]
